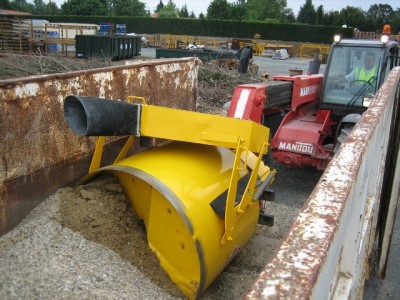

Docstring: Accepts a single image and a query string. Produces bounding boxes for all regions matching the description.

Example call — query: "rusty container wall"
[0,57,201,235]
[245,68,400,300]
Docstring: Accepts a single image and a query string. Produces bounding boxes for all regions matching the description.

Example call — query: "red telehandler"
[227,35,399,170]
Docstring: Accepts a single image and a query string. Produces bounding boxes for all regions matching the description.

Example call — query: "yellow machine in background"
[64,94,275,299]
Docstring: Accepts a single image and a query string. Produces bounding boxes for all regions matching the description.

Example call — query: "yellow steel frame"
[222,141,269,245]
[126,95,147,104]
[139,104,269,153]
[89,136,106,173]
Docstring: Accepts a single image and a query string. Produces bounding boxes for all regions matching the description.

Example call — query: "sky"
[49,0,399,16]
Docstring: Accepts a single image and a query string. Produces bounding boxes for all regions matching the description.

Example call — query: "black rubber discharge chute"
[64,95,140,136]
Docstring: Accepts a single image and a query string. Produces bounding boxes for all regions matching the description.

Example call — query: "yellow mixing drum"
[64,95,275,299]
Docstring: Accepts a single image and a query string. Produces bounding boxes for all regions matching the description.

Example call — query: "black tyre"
[334,124,354,153]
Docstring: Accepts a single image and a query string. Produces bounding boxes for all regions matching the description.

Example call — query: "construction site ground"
[0,48,398,299]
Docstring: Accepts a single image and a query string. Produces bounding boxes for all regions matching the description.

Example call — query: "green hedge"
[26,15,353,44]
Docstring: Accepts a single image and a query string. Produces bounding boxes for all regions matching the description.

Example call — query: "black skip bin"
[75,35,142,60]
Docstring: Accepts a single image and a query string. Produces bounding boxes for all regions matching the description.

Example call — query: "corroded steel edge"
[245,67,400,299]
[0,57,201,234]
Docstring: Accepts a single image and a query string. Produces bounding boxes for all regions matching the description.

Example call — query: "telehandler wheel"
[334,124,354,153]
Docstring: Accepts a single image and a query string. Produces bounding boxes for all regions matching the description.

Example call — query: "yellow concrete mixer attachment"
[63,94,276,299]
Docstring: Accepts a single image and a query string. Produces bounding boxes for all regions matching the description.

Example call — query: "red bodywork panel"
[227,84,266,123]
[270,74,334,170]
[271,101,334,170]
[273,74,324,111]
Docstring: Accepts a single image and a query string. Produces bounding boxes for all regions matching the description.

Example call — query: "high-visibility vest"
[354,66,377,81]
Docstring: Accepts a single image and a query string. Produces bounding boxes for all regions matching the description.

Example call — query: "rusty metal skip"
[63,93,276,299]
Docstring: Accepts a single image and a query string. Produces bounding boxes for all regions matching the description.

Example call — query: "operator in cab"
[334,52,377,85]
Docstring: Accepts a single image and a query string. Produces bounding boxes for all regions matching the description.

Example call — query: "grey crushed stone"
[0,192,178,300]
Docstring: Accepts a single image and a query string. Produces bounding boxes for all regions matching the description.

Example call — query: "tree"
[98,0,112,14]
[45,1,60,15]
[322,10,341,27]
[282,8,295,23]
[31,0,60,15]
[230,1,247,21]
[206,0,231,20]
[297,0,316,24]
[61,0,108,16]
[246,0,287,21]
[189,11,195,18]
[367,4,395,31]
[155,0,164,12]
[339,6,367,29]
[199,12,205,19]
[164,0,177,11]
[113,0,147,16]
[244,0,263,20]
[0,0,13,9]
[157,0,178,18]
[315,5,323,25]
[2,0,34,12]
[179,4,189,18]
[392,8,400,34]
